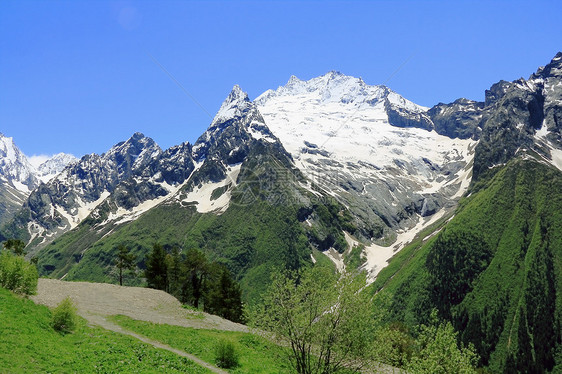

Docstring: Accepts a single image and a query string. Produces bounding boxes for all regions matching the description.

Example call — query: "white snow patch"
[55,206,77,229]
[364,209,448,283]
[323,248,345,272]
[310,254,317,264]
[107,193,170,225]
[551,148,562,172]
[536,122,549,138]
[11,180,29,193]
[534,121,562,172]
[27,222,45,244]
[182,164,242,213]
[76,191,111,222]
[52,191,111,230]
[248,126,276,143]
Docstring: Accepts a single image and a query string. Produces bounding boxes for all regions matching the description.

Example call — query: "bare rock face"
[473,53,562,181]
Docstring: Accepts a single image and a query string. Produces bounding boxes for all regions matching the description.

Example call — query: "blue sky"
[1,0,561,159]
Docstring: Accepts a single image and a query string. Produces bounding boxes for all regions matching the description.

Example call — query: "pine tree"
[115,244,136,286]
[145,243,168,291]
[181,248,207,308]
[166,247,183,299]
[204,264,244,323]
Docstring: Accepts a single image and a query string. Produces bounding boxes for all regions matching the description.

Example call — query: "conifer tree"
[181,248,207,308]
[204,264,244,323]
[145,243,168,291]
[115,244,136,286]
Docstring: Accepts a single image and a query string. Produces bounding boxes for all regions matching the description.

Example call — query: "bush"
[52,297,78,333]
[214,339,239,369]
[0,251,38,295]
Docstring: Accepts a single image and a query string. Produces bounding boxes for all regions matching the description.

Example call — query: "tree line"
[143,243,244,323]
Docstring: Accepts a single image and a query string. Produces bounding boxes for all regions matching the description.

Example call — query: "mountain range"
[0,135,76,225]
[1,52,562,372]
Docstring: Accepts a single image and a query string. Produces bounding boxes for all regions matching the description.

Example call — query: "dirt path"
[32,278,247,373]
[85,314,228,374]
[31,278,402,374]
[32,278,248,332]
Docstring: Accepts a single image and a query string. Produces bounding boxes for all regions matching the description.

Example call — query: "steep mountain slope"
[373,52,562,373]
[0,132,198,255]
[256,72,477,276]
[0,134,39,224]
[3,73,484,283]
[473,53,562,181]
[33,86,351,303]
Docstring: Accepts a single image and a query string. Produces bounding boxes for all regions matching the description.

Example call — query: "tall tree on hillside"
[2,239,26,256]
[181,248,208,308]
[204,264,244,323]
[145,243,168,291]
[166,247,183,299]
[115,244,136,286]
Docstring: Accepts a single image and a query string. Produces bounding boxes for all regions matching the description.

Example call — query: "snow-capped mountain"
[34,153,79,183]
[173,84,291,213]
[256,72,476,244]
[192,85,278,165]
[3,53,562,285]
[17,132,189,252]
[0,133,39,192]
[27,85,352,284]
[3,87,285,253]
[0,134,40,224]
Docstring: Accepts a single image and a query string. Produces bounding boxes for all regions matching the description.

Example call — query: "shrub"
[52,297,78,333]
[0,251,38,295]
[214,339,239,369]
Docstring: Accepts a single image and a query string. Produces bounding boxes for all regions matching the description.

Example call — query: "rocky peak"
[0,133,38,191]
[427,98,484,139]
[107,132,159,157]
[472,52,562,181]
[210,85,252,126]
[532,51,562,80]
[103,132,162,178]
[193,85,277,164]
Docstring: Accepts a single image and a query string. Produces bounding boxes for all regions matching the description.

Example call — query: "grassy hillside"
[0,287,209,373]
[374,157,562,373]
[111,315,289,373]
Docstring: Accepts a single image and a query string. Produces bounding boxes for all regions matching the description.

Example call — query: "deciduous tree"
[2,238,26,256]
[251,267,375,374]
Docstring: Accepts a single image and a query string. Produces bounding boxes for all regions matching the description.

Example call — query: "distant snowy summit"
[256,71,427,113]
[35,153,79,183]
[0,133,75,225]
[255,71,477,250]
[0,133,77,191]
[0,133,38,192]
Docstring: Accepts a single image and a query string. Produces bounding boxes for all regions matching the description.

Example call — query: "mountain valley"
[2,51,562,373]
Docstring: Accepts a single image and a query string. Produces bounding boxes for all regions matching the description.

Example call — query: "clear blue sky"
[1,0,561,159]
